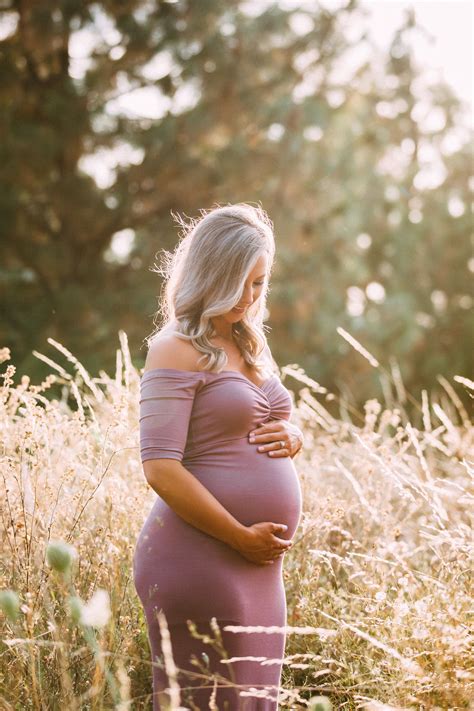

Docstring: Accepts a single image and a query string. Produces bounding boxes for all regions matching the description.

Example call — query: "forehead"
[247,253,269,277]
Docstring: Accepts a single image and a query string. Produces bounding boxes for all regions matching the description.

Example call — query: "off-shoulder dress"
[133,367,303,710]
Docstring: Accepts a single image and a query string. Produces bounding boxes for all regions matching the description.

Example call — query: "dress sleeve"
[139,370,204,463]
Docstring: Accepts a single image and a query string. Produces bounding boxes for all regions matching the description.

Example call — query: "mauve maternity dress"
[133,367,302,710]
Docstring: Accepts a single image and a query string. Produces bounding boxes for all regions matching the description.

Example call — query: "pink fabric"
[133,368,303,709]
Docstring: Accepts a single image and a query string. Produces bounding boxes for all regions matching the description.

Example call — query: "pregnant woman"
[133,203,304,710]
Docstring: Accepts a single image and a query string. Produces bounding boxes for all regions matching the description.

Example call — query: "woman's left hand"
[248,420,304,458]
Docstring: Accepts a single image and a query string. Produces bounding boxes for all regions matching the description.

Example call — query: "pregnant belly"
[133,441,302,624]
[183,439,303,538]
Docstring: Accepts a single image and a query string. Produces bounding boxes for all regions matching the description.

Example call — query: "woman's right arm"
[143,459,291,564]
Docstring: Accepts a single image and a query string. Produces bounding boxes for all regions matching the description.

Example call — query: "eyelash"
[254,281,265,286]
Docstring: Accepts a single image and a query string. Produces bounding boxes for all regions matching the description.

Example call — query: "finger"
[250,421,283,435]
[248,423,270,438]
[271,523,288,534]
[248,425,268,437]
[256,418,284,429]
[267,449,289,458]
[250,432,281,444]
[270,533,292,546]
[257,440,287,452]
[270,548,284,557]
[272,536,293,546]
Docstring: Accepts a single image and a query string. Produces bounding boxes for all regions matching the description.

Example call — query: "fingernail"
[269,452,275,456]
[249,437,256,443]
[258,446,264,451]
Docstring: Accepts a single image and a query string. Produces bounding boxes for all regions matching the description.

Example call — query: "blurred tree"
[0,0,471,408]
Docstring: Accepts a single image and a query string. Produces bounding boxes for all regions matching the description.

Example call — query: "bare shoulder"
[144,331,201,373]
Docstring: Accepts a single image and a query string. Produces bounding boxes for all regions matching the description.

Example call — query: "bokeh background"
[1,0,472,408]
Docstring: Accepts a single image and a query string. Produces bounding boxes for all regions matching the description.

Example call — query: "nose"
[239,284,255,306]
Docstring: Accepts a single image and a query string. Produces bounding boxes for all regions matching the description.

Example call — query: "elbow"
[142,458,180,492]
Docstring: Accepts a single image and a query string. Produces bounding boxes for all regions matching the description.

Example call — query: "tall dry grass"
[0,331,472,710]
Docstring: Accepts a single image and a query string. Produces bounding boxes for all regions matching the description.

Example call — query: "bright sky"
[69,0,472,259]
[0,0,471,115]
[1,1,469,298]
[4,1,468,199]
[59,0,474,126]
[274,0,472,116]
[360,0,473,113]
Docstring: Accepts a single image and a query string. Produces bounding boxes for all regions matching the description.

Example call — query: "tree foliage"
[0,0,471,406]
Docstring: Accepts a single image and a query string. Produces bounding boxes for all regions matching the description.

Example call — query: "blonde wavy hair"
[146,202,277,377]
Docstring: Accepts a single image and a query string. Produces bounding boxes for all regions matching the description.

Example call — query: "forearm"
[143,459,247,550]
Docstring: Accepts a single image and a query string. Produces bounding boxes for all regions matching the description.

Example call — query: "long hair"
[146,202,276,376]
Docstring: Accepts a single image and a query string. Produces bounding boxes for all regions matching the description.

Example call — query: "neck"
[211,317,234,342]
[170,316,236,343]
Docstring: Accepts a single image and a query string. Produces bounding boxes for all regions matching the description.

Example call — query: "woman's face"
[223,253,269,324]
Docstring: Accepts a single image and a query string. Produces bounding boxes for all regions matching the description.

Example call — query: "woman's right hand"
[233,522,293,565]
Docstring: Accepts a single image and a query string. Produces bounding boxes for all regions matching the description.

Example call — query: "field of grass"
[1,332,472,710]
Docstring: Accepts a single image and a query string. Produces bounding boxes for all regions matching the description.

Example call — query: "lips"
[232,306,246,312]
